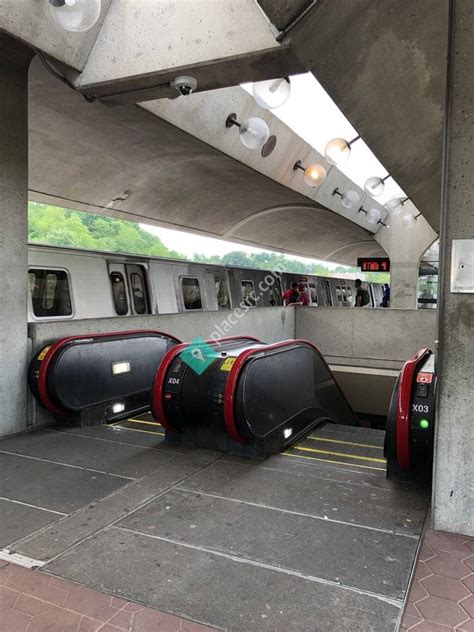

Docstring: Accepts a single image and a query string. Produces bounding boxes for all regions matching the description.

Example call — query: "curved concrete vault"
[29,59,385,265]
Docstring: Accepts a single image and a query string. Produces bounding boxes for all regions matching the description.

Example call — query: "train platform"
[0,415,469,631]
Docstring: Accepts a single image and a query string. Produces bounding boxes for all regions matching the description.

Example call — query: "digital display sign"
[357,257,390,272]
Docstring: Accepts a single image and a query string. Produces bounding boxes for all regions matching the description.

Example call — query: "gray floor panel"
[118,488,417,599]
[13,454,221,561]
[0,498,63,548]
[179,460,428,536]
[0,429,178,478]
[44,526,402,632]
[0,452,128,514]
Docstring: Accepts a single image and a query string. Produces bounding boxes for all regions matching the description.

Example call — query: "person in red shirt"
[282,282,298,306]
[296,283,310,306]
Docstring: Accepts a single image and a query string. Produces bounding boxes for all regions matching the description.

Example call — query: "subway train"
[27,243,385,322]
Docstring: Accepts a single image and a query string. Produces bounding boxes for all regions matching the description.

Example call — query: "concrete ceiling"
[275,0,448,231]
[28,58,385,265]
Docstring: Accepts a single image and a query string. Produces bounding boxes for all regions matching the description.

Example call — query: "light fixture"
[332,187,360,211]
[49,0,101,32]
[364,175,391,197]
[358,206,390,228]
[294,160,327,188]
[385,197,406,216]
[226,113,270,149]
[111,402,125,414]
[402,212,421,228]
[324,135,360,166]
[252,77,291,110]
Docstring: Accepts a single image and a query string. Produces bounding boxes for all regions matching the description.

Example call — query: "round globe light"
[402,213,417,228]
[384,197,404,216]
[239,117,270,149]
[366,208,381,224]
[252,78,291,110]
[303,164,326,188]
[364,176,386,197]
[50,0,101,32]
[341,190,360,210]
[324,138,353,166]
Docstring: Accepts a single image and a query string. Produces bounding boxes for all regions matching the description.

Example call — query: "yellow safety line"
[126,418,162,427]
[293,445,386,463]
[282,451,386,471]
[109,424,165,437]
[307,436,383,450]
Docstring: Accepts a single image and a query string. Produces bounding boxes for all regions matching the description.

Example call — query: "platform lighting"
[402,213,421,228]
[358,206,390,228]
[293,160,327,188]
[324,135,361,166]
[332,187,360,211]
[252,78,291,110]
[49,0,101,32]
[385,197,406,216]
[226,113,270,149]
[364,174,391,197]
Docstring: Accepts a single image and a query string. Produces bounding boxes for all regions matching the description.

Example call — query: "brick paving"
[400,529,474,631]
[0,561,215,632]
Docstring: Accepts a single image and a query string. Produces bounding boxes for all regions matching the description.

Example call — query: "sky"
[142,72,405,266]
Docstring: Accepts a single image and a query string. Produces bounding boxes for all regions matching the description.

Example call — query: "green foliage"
[28,202,389,283]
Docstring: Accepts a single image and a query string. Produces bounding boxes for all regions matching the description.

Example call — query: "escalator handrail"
[396,347,432,469]
[223,339,358,444]
[152,335,262,431]
[37,330,181,417]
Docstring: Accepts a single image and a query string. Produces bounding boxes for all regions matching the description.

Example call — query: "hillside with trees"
[28,202,389,281]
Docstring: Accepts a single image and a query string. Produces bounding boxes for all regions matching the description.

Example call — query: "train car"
[27,243,385,322]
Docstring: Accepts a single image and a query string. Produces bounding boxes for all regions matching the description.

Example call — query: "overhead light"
[364,175,391,197]
[252,77,291,110]
[402,213,421,228]
[358,206,390,228]
[366,208,382,224]
[332,187,360,211]
[293,160,326,188]
[384,197,406,216]
[226,113,270,149]
[49,0,101,32]
[324,135,360,166]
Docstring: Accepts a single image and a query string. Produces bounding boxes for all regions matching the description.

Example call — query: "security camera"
[172,76,198,96]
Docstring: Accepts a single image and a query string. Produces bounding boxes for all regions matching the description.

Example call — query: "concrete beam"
[276,0,449,231]
[0,0,112,70]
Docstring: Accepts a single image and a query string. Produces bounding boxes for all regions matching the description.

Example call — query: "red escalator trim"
[396,347,432,469]
[222,339,355,444]
[37,330,181,417]
[152,336,262,431]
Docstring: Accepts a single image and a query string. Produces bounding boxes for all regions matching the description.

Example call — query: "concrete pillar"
[375,207,437,309]
[433,1,474,536]
[0,36,33,437]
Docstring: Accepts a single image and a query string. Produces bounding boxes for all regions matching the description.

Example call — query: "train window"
[241,281,256,307]
[110,272,128,315]
[308,283,318,305]
[181,277,202,310]
[29,269,72,318]
[336,286,343,302]
[215,275,230,310]
[130,273,146,314]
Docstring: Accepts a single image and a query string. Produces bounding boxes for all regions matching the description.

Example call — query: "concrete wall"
[27,307,295,430]
[295,307,437,370]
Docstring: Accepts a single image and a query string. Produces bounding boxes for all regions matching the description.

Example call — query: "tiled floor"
[0,561,215,632]
[400,529,474,631]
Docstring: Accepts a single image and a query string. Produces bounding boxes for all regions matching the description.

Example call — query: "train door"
[108,262,151,316]
[320,279,333,306]
[214,273,231,310]
[308,281,318,306]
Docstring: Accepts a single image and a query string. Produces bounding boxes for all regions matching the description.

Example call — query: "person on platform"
[295,282,310,306]
[282,282,298,306]
[381,283,390,308]
[354,279,370,307]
